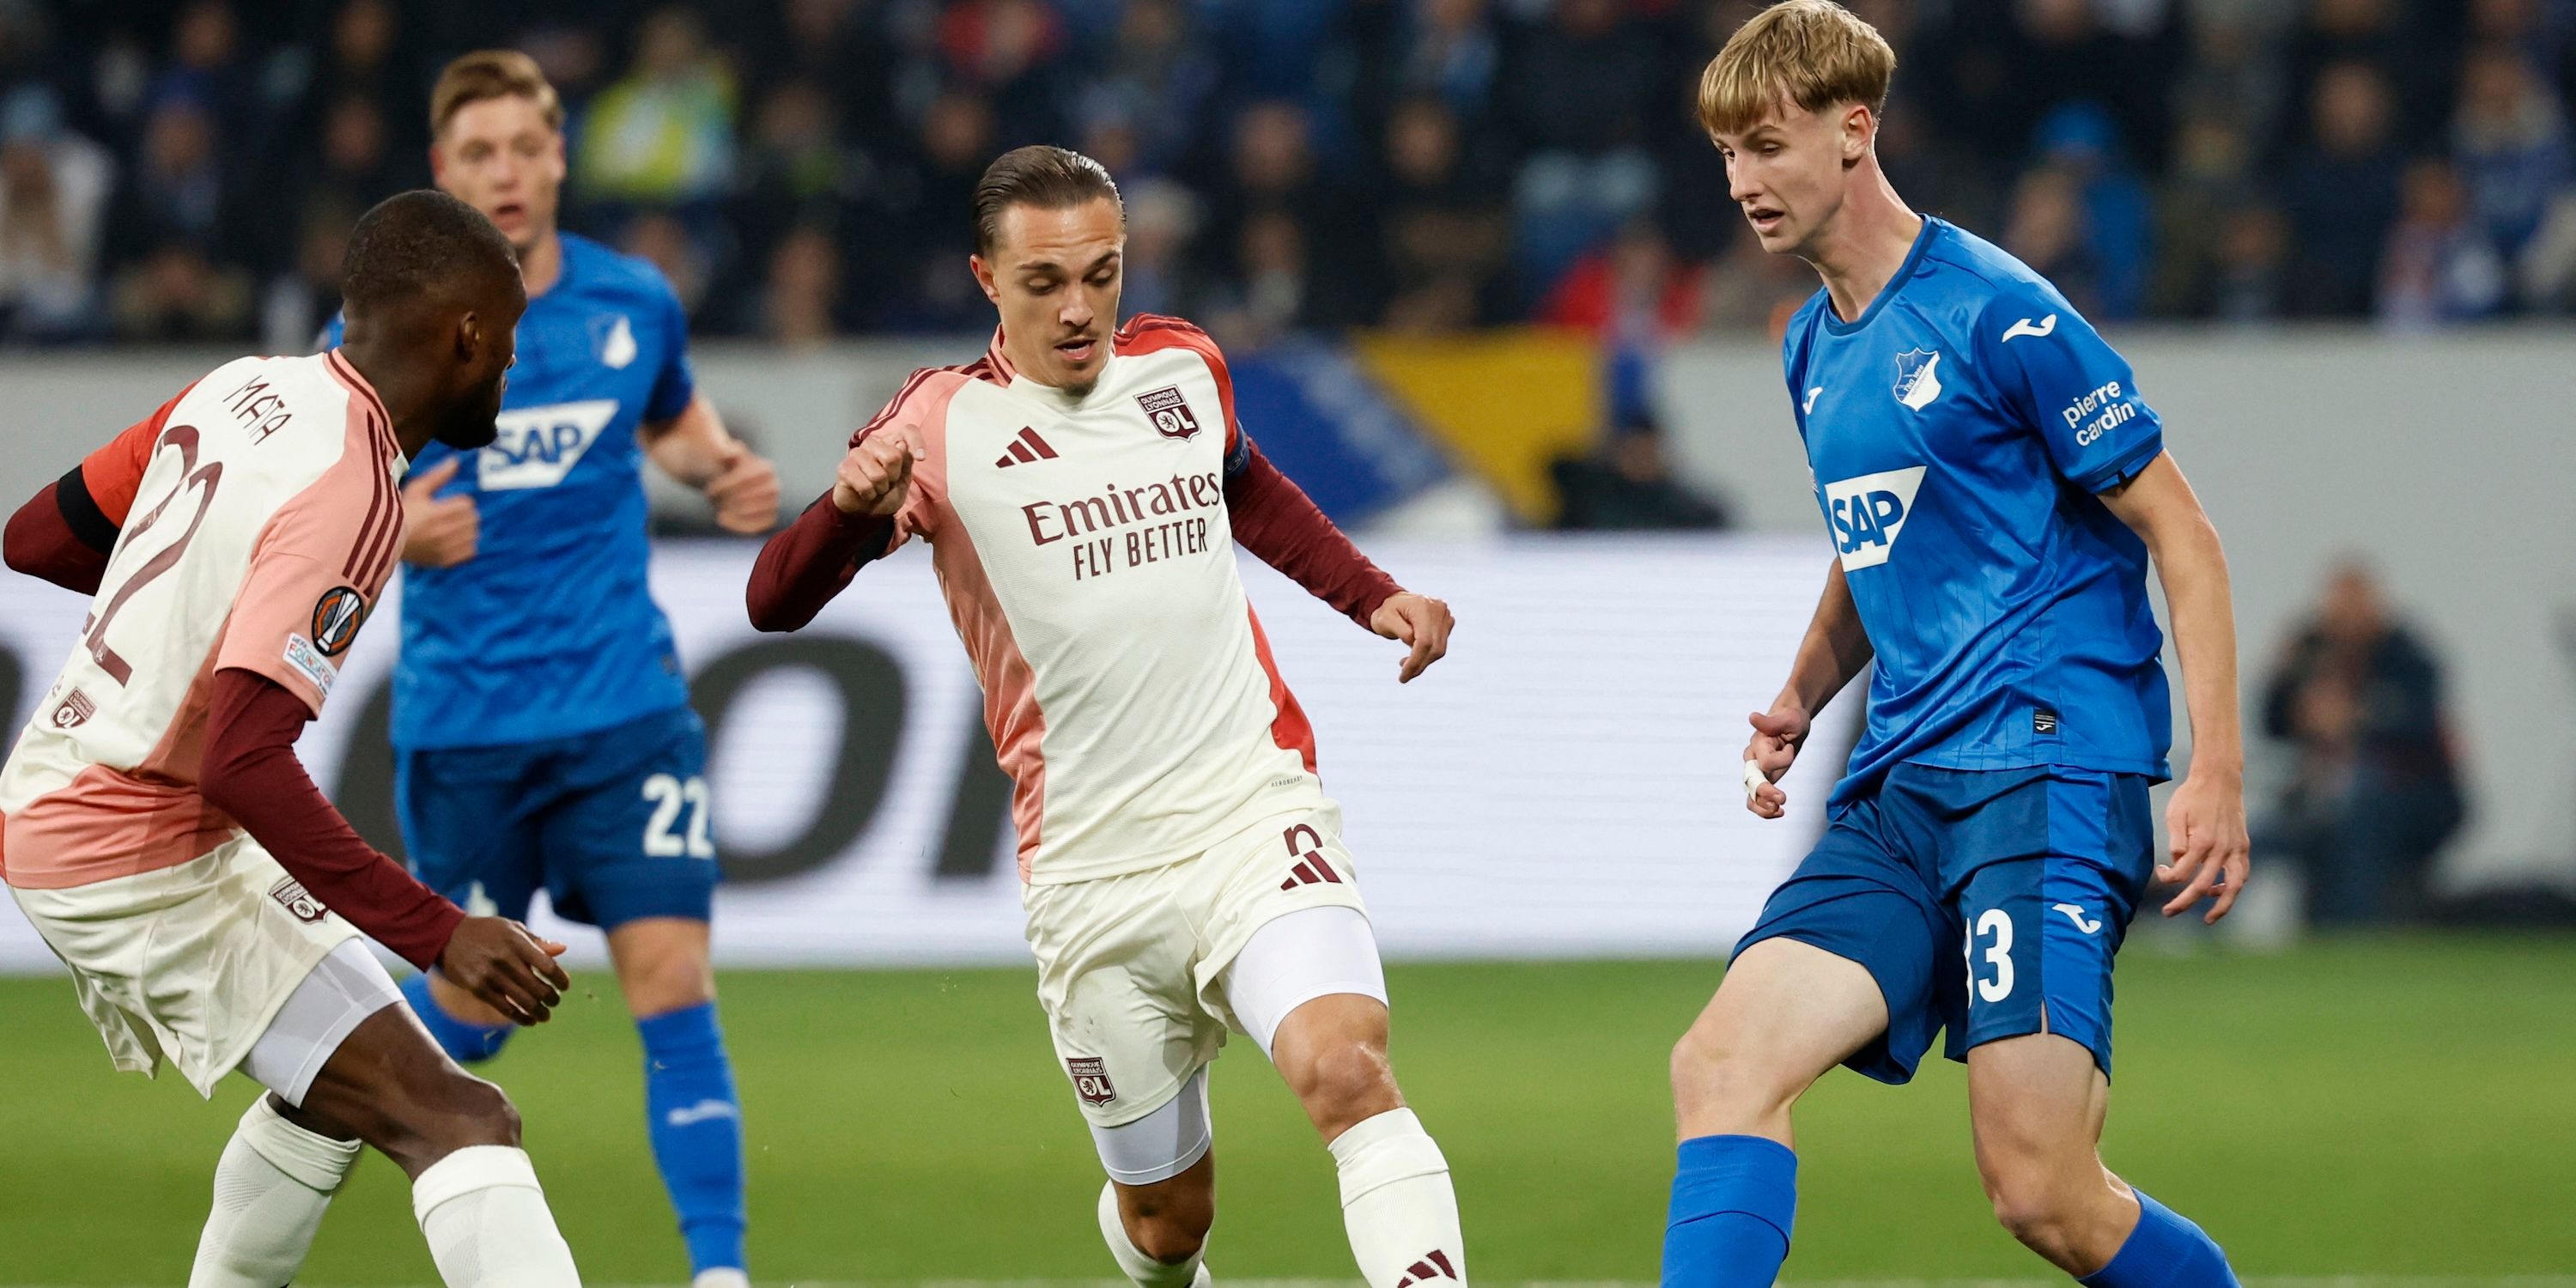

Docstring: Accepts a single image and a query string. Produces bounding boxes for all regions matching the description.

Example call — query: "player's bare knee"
[1671,1021,1790,1124]
[417,1067,521,1152]
[1127,1206,1211,1264]
[1980,1157,2085,1259]
[623,951,714,1018]
[1291,1038,1400,1133]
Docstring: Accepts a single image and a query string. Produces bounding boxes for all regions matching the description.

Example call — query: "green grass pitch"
[2,935,2570,1284]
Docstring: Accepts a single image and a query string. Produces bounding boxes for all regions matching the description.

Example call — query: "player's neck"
[518,228,564,298]
[337,344,447,460]
[1806,170,1922,325]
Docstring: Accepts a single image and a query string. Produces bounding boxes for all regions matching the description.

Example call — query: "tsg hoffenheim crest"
[1892,349,1944,410]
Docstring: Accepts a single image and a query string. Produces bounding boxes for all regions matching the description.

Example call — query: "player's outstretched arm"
[2101,451,2251,923]
[645,394,781,535]
[198,669,571,1020]
[744,428,923,631]
[1745,559,1874,818]
[1224,436,1452,680]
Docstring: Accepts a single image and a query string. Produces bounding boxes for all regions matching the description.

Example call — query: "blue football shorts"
[395,705,719,931]
[1735,762,2156,1083]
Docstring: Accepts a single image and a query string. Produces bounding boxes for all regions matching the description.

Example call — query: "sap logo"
[478,400,620,490]
[1822,465,1927,570]
[1893,349,1944,410]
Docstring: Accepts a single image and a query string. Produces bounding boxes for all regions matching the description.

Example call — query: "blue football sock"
[399,971,513,1063]
[2081,1189,2239,1288]
[640,1002,747,1275]
[1663,1134,1797,1286]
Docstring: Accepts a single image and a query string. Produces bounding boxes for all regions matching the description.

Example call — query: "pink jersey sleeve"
[212,429,400,716]
[851,367,961,550]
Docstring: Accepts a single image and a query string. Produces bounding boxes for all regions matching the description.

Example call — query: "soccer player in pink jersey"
[2,191,585,1287]
[749,147,1467,1288]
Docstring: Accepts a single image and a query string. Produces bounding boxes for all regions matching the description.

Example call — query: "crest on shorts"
[268,878,327,924]
[310,586,368,656]
[1066,1055,1119,1107]
[1135,386,1202,440]
[50,687,96,730]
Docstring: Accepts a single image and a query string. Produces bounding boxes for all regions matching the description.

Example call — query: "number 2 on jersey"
[1966,908,2014,1003]
[641,774,715,859]
[84,425,223,685]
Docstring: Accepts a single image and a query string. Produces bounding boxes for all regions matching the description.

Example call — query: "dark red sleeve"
[1225,440,1404,628]
[746,491,894,632]
[5,477,113,595]
[199,669,465,969]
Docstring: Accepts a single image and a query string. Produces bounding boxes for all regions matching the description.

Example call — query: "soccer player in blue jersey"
[323,52,780,1288]
[1661,5,2252,1286]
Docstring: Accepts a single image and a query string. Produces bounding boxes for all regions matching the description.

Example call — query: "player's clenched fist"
[831,426,927,517]
[438,916,572,1025]
[705,441,781,534]
[1741,706,1809,818]
[1369,592,1454,683]
[399,456,478,568]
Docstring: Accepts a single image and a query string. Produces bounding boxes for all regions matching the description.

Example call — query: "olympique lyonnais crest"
[268,878,327,924]
[1136,386,1203,440]
[50,688,96,730]
[1066,1055,1119,1107]
[310,586,368,657]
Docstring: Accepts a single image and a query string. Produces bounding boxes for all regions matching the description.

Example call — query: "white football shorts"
[10,834,361,1097]
[1023,803,1387,1162]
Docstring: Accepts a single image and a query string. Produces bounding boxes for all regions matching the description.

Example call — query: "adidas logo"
[1395,1250,1460,1285]
[994,426,1059,468]
[1279,857,1345,891]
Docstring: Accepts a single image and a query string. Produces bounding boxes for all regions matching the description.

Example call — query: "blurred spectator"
[1072,0,1217,177]
[877,90,998,331]
[1388,0,1505,125]
[575,7,738,216]
[756,222,847,346]
[1376,96,1511,331]
[271,0,424,181]
[2205,204,2294,320]
[2259,560,2467,927]
[937,0,1071,146]
[2452,44,2569,265]
[150,2,259,143]
[1543,222,1703,422]
[1118,176,1200,319]
[2281,60,2406,316]
[621,210,710,317]
[1205,210,1316,349]
[1508,0,1662,293]
[1548,416,1730,532]
[2377,157,2508,327]
[111,242,252,341]
[260,194,357,354]
[2002,167,2109,317]
[0,87,113,342]
[2028,103,2153,319]
[1200,100,1367,328]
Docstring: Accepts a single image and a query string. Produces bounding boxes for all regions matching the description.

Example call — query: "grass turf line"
[0,937,2567,1282]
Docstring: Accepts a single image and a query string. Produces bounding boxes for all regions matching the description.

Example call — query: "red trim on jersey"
[1114,313,1241,453]
[1245,605,1318,776]
[81,381,199,528]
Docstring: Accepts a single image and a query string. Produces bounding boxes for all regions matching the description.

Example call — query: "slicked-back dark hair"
[972,146,1122,255]
[341,189,519,317]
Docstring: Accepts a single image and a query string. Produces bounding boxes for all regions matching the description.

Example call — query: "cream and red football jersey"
[870,316,1328,884]
[1,351,407,890]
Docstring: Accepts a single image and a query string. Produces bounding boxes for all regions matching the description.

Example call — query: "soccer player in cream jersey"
[749,147,1467,1288]
[1662,4,2251,1286]
[2,191,581,1286]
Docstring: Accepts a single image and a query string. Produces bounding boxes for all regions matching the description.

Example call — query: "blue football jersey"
[1783,217,2172,808]
[325,233,697,750]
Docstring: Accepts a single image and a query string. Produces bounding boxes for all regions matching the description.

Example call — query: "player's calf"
[293,1007,583,1286]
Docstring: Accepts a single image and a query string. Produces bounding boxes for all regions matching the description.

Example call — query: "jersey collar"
[1821,216,1942,337]
[323,348,404,466]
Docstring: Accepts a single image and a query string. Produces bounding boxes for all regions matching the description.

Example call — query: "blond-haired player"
[749,146,1467,1288]
[1,191,582,1285]
[1663,4,2247,1285]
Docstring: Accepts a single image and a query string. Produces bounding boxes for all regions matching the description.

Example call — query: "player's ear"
[428,142,447,185]
[1842,105,1873,167]
[969,253,1001,306]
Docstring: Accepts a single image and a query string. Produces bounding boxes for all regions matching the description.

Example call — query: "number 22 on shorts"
[1965,908,2014,1003]
[641,774,714,859]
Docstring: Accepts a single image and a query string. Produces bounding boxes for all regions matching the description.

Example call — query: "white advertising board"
[0,536,1854,972]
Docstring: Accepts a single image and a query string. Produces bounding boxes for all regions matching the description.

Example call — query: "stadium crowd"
[0,0,2571,351]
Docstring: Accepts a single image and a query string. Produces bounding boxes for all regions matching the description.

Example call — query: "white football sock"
[411,1145,581,1287]
[189,1096,362,1288]
[1097,1182,1212,1287]
[1330,1109,1467,1287]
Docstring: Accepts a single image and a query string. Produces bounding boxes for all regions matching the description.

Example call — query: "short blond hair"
[430,50,562,139]
[1698,1,1896,138]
